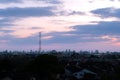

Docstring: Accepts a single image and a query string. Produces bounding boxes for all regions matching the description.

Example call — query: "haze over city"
[0,0,120,51]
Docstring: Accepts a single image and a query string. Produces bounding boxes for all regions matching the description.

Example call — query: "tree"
[27,54,64,80]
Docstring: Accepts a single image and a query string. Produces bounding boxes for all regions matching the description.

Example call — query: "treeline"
[0,54,64,80]
[0,50,120,80]
[1,50,120,54]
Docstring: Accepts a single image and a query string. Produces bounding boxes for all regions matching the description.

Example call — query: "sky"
[0,0,120,51]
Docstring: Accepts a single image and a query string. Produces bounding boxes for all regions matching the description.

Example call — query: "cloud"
[0,0,21,3]
[0,0,61,4]
[42,21,120,44]
[91,7,120,18]
[40,32,104,45]
[61,33,77,36]
[68,11,85,15]
[101,35,118,42]
[0,32,6,36]
[113,42,120,46]
[57,11,86,16]
[0,40,8,43]
[73,21,120,36]
[100,35,120,47]
[2,16,76,38]
[60,0,120,12]
[1,0,120,51]
[42,36,53,40]
[1,12,119,38]
[0,0,59,9]
[30,27,41,29]
[0,17,16,27]
[0,7,55,17]
[37,0,61,4]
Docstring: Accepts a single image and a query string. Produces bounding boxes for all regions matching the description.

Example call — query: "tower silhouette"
[39,32,41,53]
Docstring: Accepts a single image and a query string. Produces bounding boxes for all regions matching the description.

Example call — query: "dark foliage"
[0,50,120,80]
[0,54,64,80]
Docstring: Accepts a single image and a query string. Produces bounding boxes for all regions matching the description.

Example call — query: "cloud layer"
[0,0,120,51]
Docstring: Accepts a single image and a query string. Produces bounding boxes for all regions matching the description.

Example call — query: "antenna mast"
[39,32,41,53]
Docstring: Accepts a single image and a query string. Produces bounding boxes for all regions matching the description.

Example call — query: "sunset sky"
[0,0,120,51]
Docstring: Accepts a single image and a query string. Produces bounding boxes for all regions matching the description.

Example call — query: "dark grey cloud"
[58,11,85,16]
[0,30,14,34]
[73,21,120,36]
[44,34,102,44]
[68,11,85,15]
[0,33,37,46]
[44,35,80,44]
[0,18,15,27]
[42,21,120,44]
[37,0,61,4]
[110,0,114,1]
[1,33,43,47]
[0,7,55,17]
[0,18,16,35]
[91,7,120,18]
[0,0,61,4]
[0,0,21,3]
[30,27,42,29]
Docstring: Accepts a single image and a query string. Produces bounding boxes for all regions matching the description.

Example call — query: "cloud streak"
[0,7,55,17]
[91,7,120,18]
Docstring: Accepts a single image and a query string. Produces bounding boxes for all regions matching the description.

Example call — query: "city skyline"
[0,0,120,51]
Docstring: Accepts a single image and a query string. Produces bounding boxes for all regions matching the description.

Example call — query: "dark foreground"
[0,50,120,80]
